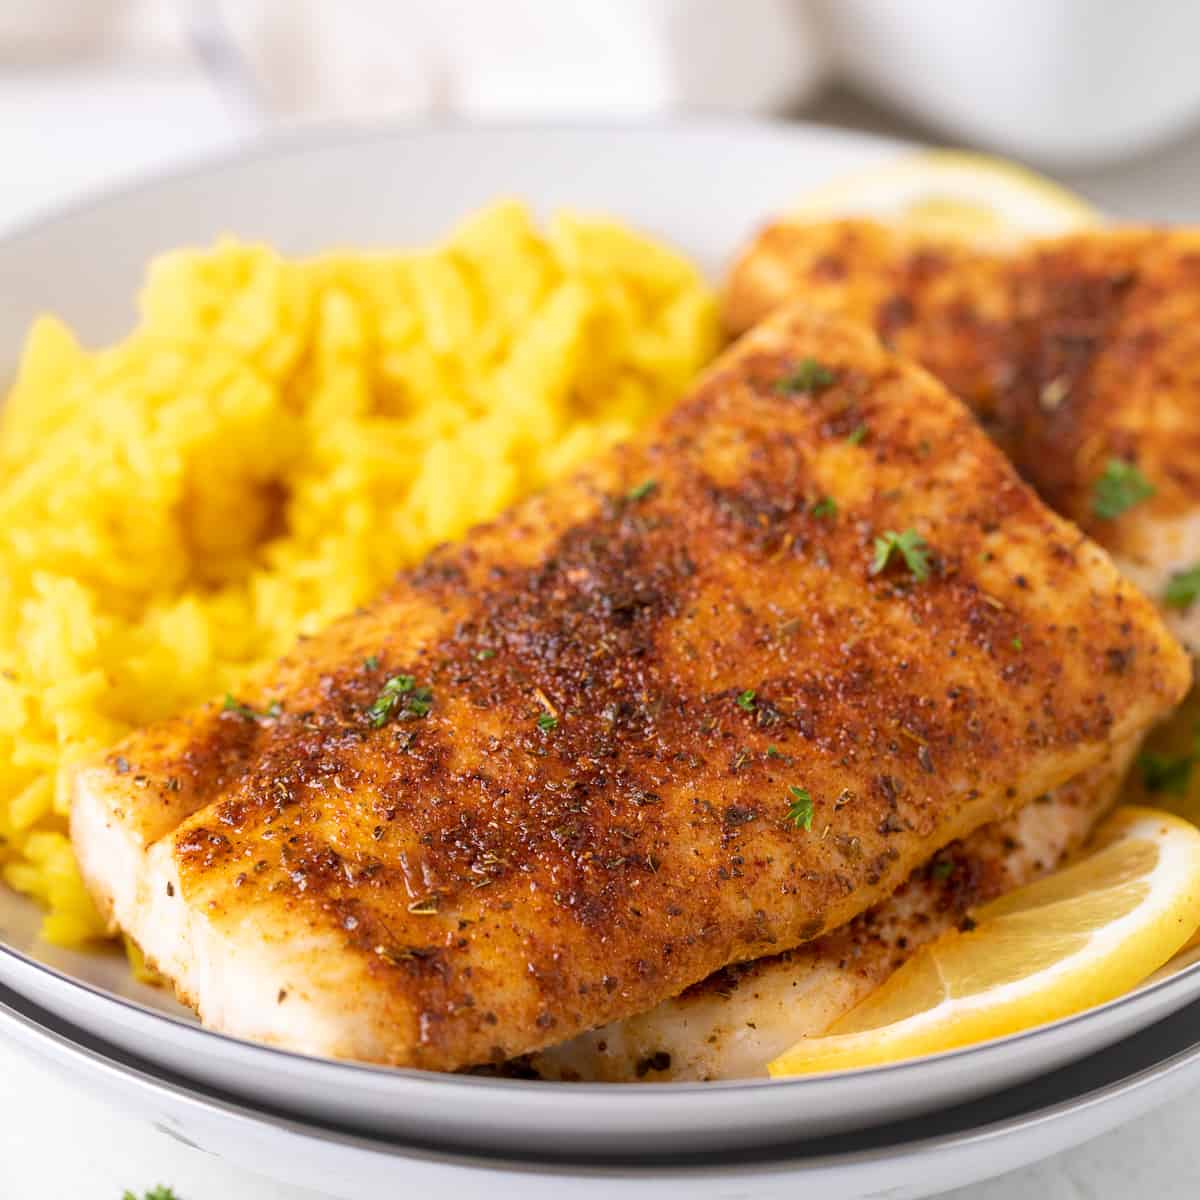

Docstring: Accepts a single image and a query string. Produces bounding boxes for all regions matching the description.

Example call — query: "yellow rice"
[0,201,718,945]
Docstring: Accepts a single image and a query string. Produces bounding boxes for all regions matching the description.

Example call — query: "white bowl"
[2,119,1197,1161]
[6,976,1200,1199]
[825,0,1200,167]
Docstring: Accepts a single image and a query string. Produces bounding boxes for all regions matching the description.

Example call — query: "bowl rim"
[3,115,1187,1101]
[5,971,1200,1175]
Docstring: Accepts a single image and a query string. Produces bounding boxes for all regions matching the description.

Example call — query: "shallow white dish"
[6,906,1200,1158]
[2,120,1198,1161]
[7,977,1200,1200]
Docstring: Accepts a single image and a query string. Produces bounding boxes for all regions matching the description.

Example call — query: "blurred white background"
[4,5,1200,1199]
[3,0,1200,235]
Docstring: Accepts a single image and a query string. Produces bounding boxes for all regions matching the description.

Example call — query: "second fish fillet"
[725,220,1200,649]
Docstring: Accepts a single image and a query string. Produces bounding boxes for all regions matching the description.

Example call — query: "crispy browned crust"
[80,304,1189,1070]
[724,220,1200,559]
[660,757,1121,1005]
[532,744,1131,1081]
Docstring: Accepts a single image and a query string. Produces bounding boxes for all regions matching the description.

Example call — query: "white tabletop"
[3,66,1200,1200]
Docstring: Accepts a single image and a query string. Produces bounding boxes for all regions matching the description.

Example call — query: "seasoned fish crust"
[71,305,1189,1071]
[725,221,1200,647]
[533,743,1134,1081]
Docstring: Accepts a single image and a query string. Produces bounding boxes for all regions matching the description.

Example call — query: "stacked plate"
[6,939,1200,1200]
[4,122,1200,1200]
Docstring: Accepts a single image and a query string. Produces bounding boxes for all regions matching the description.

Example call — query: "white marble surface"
[4,64,1200,1200]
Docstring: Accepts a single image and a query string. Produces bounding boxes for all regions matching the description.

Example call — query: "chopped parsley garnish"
[1092,458,1155,519]
[1011,636,1023,651]
[363,654,379,671]
[222,695,281,721]
[536,712,558,733]
[626,479,658,503]
[223,694,255,720]
[846,423,868,445]
[475,647,497,661]
[786,786,814,831]
[367,675,432,727]
[776,357,835,395]
[1165,565,1200,610]
[811,496,838,519]
[1139,751,1194,796]
[870,528,930,582]
[123,1189,179,1200]
[767,744,783,759]
[735,689,756,712]
[1138,729,1200,796]
[931,859,954,881]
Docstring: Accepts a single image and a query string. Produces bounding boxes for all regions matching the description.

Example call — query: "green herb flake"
[1165,565,1200,610]
[776,357,836,395]
[846,423,868,446]
[870,528,930,582]
[626,479,659,503]
[1011,636,1023,651]
[786,785,814,831]
[1092,458,1155,520]
[123,1189,180,1200]
[363,654,380,671]
[735,688,756,712]
[222,694,281,722]
[223,693,254,720]
[931,859,954,881]
[811,496,838,519]
[1139,734,1200,797]
[367,675,432,727]
[767,744,783,759]
[537,712,558,733]
[475,647,497,661]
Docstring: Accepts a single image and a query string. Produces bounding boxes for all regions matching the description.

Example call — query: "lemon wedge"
[769,807,1200,1077]
[794,150,1100,247]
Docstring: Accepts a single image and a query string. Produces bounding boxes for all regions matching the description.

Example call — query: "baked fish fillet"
[725,221,1200,649]
[553,221,1200,1084]
[71,305,1189,1071]
[534,744,1134,1081]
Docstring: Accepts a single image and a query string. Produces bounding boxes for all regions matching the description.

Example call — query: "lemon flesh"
[770,807,1200,1076]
